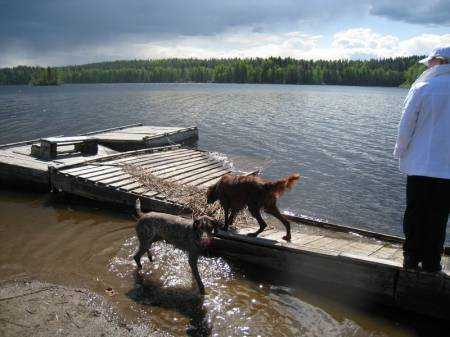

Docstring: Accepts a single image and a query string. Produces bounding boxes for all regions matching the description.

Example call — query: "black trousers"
[403,175,450,268]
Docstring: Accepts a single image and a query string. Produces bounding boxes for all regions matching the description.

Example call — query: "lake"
[1,82,444,238]
[0,83,447,336]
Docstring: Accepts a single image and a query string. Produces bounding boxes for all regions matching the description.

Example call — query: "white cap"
[419,45,450,65]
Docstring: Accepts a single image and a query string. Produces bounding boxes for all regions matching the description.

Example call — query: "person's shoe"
[403,255,419,270]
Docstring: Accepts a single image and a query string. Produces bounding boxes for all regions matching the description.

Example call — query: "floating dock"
[0,123,198,188]
[50,145,232,213]
[1,125,449,320]
[212,221,450,320]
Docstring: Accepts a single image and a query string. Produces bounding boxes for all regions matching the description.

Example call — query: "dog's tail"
[267,173,300,197]
[135,198,144,218]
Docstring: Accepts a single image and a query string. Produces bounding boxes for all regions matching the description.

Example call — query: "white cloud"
[131,29,324,60]
[127,28,450,62]
[329,28,450,59]
[2,27,450,67]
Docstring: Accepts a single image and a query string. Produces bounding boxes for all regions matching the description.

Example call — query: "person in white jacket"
[394,45,450,272]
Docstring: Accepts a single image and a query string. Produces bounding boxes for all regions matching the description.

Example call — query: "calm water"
[0,82,429,236]
[0,83,448,336]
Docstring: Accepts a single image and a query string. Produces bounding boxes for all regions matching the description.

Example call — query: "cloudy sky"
[1,0,449,67]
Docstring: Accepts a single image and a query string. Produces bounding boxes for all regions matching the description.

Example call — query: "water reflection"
[129,271,211,337]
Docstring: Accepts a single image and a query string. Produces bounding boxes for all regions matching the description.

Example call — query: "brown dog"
[206,173,300,241]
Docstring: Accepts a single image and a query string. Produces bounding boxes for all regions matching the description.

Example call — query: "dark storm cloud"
[1,0,448,66]
[370,0,450,26]
[0,1,364,54]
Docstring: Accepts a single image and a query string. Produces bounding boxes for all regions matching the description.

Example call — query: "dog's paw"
[282,235,291,242]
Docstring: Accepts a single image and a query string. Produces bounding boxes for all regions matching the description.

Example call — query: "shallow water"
[1,83,449,336]
[0,189,445,336]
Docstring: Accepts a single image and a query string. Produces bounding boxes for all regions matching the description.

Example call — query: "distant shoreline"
[0,56,425,88]
[0,81,411,89]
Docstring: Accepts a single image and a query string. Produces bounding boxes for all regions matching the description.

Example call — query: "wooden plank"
[138,153,207,171]
[189,169,231,186]
[95,173,131,184]
[318,238,353,253]
[341,241,385,257]
[391,249,404,264]
[158,161,220,180]
[290,233,324,246]
[85,170,128,183]
[171,164,225,184]
[60,164,102,175]
[71,151,205,181]
[102,148,191,166]
[151,158,216,177]
[50,168,188,214]
[118,181,143,191]
[43,136,91,143]
[303,236,338,249]
[143,190,159,198]
[129,186,153,194]
[198,175,223,188]
[144,154,209,173]
[108,177,138,188]
[54,144,181,171]
[75,166,121,179]
[171,163,223,182]
[370,245,400,260]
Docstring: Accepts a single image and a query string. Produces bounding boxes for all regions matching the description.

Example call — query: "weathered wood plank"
[146,155,210,174]
[75,166,121,179]
[189,169,231,186]
[60,164,103,175]
[290,233,324,246]
[370,245,400,260]
[118,181,143,191]
[172,163,223,183]
[108,177,138,188]
[153,159,218,178]
[343,241,385,257]
[129,186,153,194]
[198,175,223,188]
[138,153,207,171]
[317,238,352,253]
[303,236,337,249]
[172,165,226,184]
[84,170,128,183]
[161,162,222,181]
[103,148,192,166]
[95,172,131,184]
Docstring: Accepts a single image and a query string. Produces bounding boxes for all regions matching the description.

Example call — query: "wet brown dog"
[206,173,300,241]
[133,199,221,294]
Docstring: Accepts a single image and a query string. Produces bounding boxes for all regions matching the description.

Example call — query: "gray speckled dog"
[133,199,221,294]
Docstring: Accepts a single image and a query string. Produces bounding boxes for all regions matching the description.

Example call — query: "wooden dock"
[49,143,450,319]
[0,123,198,188]
[50,145,232,213]
[1,125,449,320]
[211,221,450,320]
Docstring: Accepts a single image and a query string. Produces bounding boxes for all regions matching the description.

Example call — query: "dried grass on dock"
[124,165,253,228]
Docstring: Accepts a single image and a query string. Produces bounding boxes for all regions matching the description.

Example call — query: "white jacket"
[394,64,450,179]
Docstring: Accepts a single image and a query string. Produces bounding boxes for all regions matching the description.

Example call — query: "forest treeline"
[0,56,426,87]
